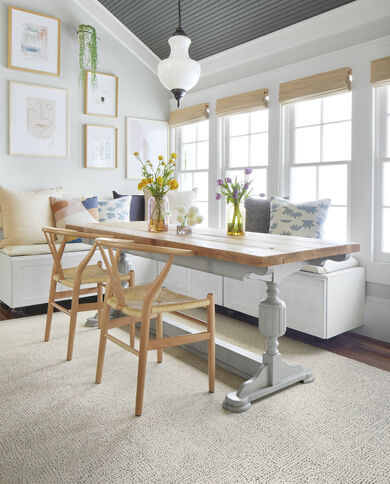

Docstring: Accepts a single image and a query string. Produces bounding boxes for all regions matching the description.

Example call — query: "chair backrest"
[42,227,105,280]
[95,238,193,317]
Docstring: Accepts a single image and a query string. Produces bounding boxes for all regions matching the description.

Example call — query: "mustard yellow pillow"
[0,186,63,248]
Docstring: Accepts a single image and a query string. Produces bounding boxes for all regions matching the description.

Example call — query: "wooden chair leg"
[207,294,215,393]
[66,287,80,361]
[135,316,151,416]
[44,277,57,342]
[97,283,103,329]
[156,313,163,363]
[129,319,135,348]
[96,301,111,384]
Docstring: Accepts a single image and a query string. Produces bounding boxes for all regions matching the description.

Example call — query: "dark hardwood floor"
[1,301,389,372]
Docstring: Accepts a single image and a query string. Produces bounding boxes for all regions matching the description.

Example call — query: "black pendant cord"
[174,0,187,36]
[178,0,182,30]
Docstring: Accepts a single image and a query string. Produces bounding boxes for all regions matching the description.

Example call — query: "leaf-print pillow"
[98,196,131,223]
[269,196,330,239]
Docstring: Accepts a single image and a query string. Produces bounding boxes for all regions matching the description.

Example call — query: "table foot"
[223,359,313,412]
[223,277,314,413]
[303,373,315,383]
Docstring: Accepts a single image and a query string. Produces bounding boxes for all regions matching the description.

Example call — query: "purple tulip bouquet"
[215,168,253,235]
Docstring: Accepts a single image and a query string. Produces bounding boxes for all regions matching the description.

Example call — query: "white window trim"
[220,110,269,224]
[374,85,390,263]
[173,121,210,225]
[282,96,352,240]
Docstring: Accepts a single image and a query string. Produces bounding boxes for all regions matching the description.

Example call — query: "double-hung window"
[223,110,268,197]
[285,92,351,240]
[374,84,390,260]
[175,119,209,225]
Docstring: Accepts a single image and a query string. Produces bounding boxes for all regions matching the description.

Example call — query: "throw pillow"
[245,197,270,233]
[269,196,330,239]
[143,188,198,224]
[98,196,131,222]
[50,196,98,242]
[0,186,63,248]
[112,191,144,221]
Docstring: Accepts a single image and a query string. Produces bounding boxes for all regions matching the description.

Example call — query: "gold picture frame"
[85,71,119,118]
[85,124,118,169]
[9,81,69,158]
[8,6,60,77]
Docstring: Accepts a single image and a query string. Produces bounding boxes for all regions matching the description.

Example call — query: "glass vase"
[148,196,169,232]
[227,202,246,236]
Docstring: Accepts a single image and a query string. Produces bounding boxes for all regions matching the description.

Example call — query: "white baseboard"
[352,296,390,343]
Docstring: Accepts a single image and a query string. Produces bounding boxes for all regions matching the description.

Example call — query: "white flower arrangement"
[175,205,203,227]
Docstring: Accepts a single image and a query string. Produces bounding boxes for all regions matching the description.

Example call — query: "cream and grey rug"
[0,311,389,484]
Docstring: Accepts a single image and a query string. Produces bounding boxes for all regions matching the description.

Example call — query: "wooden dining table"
[69,221,360,413]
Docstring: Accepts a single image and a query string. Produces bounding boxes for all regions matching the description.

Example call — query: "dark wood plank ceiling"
[98,0,356,61]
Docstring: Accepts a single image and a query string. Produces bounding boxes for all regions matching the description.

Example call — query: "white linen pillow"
[0,186,63,248]
[269,196,330,239]
[143,188,197,224]
[98,196,131,222]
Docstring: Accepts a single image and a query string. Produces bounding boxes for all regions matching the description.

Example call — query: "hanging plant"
[78,25,98,88]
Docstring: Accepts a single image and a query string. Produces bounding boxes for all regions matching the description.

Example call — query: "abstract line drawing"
[27,97,56,147]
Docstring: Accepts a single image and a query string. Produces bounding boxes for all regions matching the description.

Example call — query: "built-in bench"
[0,195,365,338]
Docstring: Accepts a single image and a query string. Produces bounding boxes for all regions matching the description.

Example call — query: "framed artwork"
[126,117,168,179]
[85,71,118,117]
[9,81,68,158]
[85,125,117,169]
[8,7,60,76]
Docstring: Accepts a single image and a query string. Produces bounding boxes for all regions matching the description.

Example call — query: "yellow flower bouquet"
[134,152,179,232]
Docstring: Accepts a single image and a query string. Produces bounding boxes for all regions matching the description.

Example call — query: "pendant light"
[157,0,201,108]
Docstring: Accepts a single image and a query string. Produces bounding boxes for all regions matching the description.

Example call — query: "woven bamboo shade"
[371,56,390,87]
[169,103,209,127]
[216,88,268,116]
[279,67,352,104]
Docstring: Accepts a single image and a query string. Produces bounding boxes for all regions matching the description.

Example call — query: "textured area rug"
[0,312,389,484]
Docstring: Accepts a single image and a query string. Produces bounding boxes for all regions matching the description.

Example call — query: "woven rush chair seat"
[107,284,211,318]
[95,237,216,416]
[55,264,131,288]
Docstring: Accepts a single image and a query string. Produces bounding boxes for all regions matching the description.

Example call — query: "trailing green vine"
[78,25,98,88]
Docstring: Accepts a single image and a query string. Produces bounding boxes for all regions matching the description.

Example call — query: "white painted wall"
[0,0,169,196]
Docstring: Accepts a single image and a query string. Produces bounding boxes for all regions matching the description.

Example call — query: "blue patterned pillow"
[98,197,131,223]
[269,196,330,239]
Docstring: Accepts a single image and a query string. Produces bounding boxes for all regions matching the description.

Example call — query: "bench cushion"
[0,243,90,257]
[301,256,359,274]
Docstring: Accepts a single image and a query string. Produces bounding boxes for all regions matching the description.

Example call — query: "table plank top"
[68,221,360,268]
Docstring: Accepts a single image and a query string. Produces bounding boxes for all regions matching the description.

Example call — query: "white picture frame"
[8,6,60,76]
[9,81,69,158]
[85,124,117,169]
[85,71,118,117]
[126,117,169,180]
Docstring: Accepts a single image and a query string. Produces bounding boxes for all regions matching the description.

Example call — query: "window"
[175,120,209,225]
[223,110,268,197]
[285,92,352,240]
[374,84,390,260]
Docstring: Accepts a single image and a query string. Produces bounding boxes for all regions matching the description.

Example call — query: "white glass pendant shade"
[158,35,201,107]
